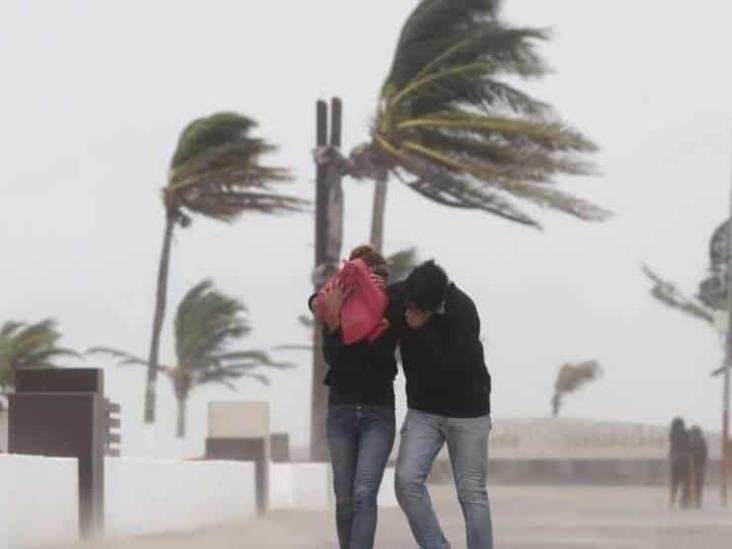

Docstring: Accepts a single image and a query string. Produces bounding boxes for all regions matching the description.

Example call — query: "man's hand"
[322,282,351,331]
[405,308,431,330]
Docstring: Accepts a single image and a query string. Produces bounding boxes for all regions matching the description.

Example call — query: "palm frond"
[171,113,258,168]
[642,265,714,325]
[86,346,150,367]
[354,0,603,228]
[0,319,77,387]
[164,112,306,222]
[385,0,504,91]
[213,350,293,369]
[298,314,315,329]
[175,280,250,367]
[387,247,419,282]
[554,360,601,394]
[273,344,313,352]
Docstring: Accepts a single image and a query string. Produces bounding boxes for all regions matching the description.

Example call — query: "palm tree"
[321,0,606,252]
[0,319,78,389]
[145,112,306,423]
[551,360,601,417]
[642,265,714,325]
[92,280,291,438]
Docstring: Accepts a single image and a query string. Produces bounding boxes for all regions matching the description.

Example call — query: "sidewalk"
[61,485,732,549]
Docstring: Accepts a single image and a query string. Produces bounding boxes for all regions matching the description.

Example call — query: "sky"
[2,0,732,457]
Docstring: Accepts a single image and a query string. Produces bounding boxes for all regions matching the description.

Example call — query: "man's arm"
[410,293,481,370]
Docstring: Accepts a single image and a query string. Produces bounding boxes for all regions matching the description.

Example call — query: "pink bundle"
[313,258,390,344]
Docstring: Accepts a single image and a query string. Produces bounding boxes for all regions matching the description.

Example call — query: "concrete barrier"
[269,463,398,511]
[105,458,256,537]
[1,454,78,548]
[206,401,270,513]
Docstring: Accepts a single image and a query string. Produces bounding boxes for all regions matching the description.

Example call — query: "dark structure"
[310,98,344,461]
[270,432,290,463]
[8,368,118,539]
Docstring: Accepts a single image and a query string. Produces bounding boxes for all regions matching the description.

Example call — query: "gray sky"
[2,0,732,457]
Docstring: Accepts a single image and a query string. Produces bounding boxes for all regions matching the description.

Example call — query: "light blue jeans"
[328,405,396,549]
[395,409,493,549]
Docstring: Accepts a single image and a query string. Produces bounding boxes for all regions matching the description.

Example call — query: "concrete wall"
[0,454,78,548]
[269,463,398,511]
[105,458,256,537]
[428,458,728,487]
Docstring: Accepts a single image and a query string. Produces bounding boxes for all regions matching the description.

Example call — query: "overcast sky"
[2,0,732,457]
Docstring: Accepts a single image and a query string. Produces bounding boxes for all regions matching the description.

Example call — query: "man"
[388,260,493,549]
[688,425,708,508]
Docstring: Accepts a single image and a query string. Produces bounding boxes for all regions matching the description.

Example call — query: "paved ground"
[63,485,732,549]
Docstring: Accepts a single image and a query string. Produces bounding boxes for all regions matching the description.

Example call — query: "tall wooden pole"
[310,98,344,461]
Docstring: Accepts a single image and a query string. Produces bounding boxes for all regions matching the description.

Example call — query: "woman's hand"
[370,273,387,289]
[322,282,351,331]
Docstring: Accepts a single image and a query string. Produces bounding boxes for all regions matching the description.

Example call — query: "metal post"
[723,142,732,506]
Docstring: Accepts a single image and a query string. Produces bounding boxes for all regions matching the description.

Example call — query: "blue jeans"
[327,405,396,549]
[395,409,493,549]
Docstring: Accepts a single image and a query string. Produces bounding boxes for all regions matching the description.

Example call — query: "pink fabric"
[313,258,390,344]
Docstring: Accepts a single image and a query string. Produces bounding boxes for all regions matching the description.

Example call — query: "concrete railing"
[105,458,257,537]
[1,454,78,548]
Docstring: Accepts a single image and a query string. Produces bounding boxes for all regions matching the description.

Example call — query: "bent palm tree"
[551,360,601,417]
[0,319,78,389]
[145,112,305,423]
[325,0,606,251]
[93,280,292,437]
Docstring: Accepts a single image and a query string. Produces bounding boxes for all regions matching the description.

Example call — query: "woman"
[668,417,691,508]
[311,245,397,549]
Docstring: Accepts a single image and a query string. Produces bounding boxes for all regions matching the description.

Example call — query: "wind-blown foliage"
[551,360,601,417]
[642,265,714,325]
[0,319,78,389]
[93,281,292,437]
[345,0,605,228]
[144,112,306,424]
[387,247,419,282]
[166,113,305,224]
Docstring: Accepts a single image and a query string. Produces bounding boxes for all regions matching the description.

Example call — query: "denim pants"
[327,405,396,549]
[395,409,493,549]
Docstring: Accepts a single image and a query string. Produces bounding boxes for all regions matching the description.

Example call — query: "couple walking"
[669,417,708,509]
[309,245,493,549]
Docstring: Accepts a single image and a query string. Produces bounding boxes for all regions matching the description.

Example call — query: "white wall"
[105,458,256,537]
[269,463,397,511]
[0,454,78,548]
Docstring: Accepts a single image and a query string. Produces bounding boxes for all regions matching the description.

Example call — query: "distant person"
[309,245,397,549]
[389,260,493,549]
[668,417,691,508]
[688,425,708,508]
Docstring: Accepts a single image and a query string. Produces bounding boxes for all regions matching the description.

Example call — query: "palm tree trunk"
[176,395,187,438]
[145,212,176,423]
[551,392,561,417]
[370,177,388,254]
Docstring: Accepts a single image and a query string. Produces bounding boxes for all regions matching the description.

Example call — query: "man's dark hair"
[403,260,448,312]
